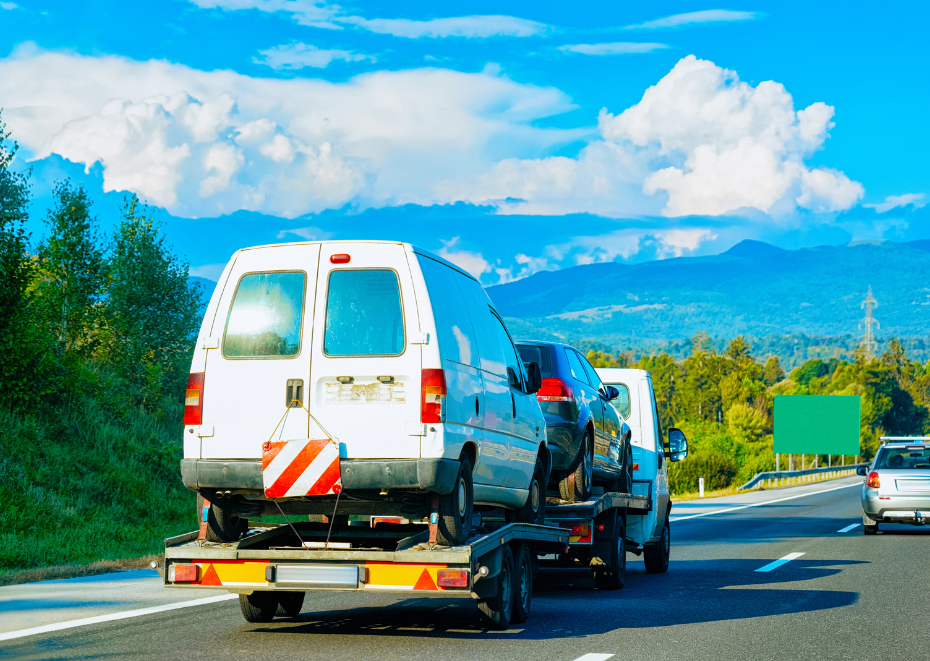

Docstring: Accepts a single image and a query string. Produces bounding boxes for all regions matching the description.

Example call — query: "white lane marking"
[670,482,859,522]
[755,552,805,573]
[0,593,238,642]
[838,523,861,533]
[572,655,615,661]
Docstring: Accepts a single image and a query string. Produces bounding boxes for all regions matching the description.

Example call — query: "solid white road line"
[669,482,860,522]
[572,655,615,661]
[838,523,862,533]
[0,593,238,642]
[755,552,805,573]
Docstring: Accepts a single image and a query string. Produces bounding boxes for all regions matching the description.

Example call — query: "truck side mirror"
[525,361,542,394]
[667,427,688,462]
[856,465,868,476]
[604,385,620,401]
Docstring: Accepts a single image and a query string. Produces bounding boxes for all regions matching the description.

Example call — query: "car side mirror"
[604,385,620,401]
[525,361,542,394]
[667,427,688,462]
[856,465,868,476]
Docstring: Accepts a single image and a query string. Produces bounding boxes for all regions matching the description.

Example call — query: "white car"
[181,240,548,546]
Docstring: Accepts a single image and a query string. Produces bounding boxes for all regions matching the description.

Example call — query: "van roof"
[596,368,651,380]
[230,240,478,282]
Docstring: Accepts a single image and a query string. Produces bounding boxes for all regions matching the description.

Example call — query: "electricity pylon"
[859,286,879,359]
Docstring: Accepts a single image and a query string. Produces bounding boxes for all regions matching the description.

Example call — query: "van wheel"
[594,513,626,590]
[275,592,305,617]
[239,592,277,623]
[863,522,879,535]
[511,543,533,624]
[198,493,248,543]
[644,515,670,574]
[559,431,593,502]
[515,457,546,525]
[478,544,514,629]
[437,455,474,546]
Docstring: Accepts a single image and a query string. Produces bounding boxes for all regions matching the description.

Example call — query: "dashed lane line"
[755,552,805,573]
[0,593,238,642]
[838,523,862,533]
[572,655,615,661]
[669,482,860,522]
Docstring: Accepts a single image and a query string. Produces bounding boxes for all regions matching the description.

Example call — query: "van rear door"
[308,243,422,459]
[200,244,321,460]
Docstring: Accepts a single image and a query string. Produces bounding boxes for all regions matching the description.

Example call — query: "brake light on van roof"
[867,471,881,489]
[184,373,205,426]
[330,254,351,264]
[537,378,573,402]
[421,369,446,424]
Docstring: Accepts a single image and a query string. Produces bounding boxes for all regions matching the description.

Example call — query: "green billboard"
[774,395,861,455]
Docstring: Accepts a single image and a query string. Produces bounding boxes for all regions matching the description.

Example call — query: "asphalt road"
[3,476,928,661]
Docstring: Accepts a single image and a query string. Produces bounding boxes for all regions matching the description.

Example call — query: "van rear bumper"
[180,458,460,495]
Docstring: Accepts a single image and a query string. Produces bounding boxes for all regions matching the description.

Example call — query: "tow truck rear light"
[421,369,446,423]
[184,373,205,425]
[168,563,199,582]
[437,569,470,588]
[537,378,573,402]
[867,471,881,489]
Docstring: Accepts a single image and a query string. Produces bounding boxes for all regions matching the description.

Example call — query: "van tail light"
[437,569,469,588]
[537,378,573,402]
[867,471,880,489]
[421,369,446,423]
[184,373,205,425]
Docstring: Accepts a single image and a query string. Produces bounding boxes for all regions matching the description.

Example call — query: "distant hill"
[486,240,930,346]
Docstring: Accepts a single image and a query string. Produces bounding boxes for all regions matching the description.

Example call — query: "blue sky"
[1,1,927,283]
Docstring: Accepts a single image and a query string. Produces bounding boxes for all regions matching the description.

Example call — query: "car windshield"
[877,447,930,469]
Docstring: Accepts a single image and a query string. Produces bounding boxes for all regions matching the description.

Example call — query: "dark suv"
[515,340,631,502]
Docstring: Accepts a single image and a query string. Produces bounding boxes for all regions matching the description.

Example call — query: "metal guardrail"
[738,462,870,491]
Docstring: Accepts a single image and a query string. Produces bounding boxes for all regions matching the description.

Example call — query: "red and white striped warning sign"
[262,439,342,498]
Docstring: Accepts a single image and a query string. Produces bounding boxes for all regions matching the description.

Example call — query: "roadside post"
[699,476,705,498]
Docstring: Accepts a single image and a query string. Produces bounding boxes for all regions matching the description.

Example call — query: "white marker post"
[699,476,705,498]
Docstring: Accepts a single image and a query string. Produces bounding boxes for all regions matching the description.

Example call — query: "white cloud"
[190,0,343,29]
[189,262,227,281]
[437,237,492,279]
[1,2,19,9]
[343,15,548,38]
[558,42,668,56]
[624,10,761,30]
[200,142,243,197]
[275,225,333,240]
[255,43,375,69]
[864,193,927,213]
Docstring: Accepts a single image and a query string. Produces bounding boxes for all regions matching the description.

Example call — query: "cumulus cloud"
[864,193,927,213]
[255,43,375,69]
[558,42,668,56]
[437,237,493,279]
[624,10,761,30]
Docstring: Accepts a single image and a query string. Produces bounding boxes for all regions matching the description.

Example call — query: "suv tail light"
[867,471,881,489]
[537,378,573,402]
[421,369,446,423]
[184,373,205,425]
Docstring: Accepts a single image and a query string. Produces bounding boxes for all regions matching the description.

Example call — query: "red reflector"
[421,369,446,423]
[537,378,573,402]
[437,569,469,588]
[598,524,605,531]
[173,564,199,582]
[632,463,640,471]
[330,254,351,264]
[867,471,880,489]
[183,373,205,426]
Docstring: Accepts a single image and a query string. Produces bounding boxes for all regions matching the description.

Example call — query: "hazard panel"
[262,439,342,498]
[363,563,448,591]
[191,560,269,587]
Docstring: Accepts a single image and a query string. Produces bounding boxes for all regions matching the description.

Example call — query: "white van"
[181,241,549,546]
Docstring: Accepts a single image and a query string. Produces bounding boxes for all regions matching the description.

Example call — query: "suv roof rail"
[880,436,930,443]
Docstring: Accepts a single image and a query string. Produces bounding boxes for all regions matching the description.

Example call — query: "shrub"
[668,450,738,494]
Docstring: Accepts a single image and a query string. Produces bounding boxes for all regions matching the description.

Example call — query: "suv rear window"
[324,269,404,356]
[516,344,552,377]
[224,272,305,358]
[877,447,930,469]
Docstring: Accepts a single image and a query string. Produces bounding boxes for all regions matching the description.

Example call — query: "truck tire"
[275,591,305,617]
[239,592,277,623]
[511,543,533,624]
[515,457,546,525]
[437,455,474,546]
[863,522,879,535]
[198,493,248,543]
[644,515,671,574]
[478,544,514,629]
[594,513,626,590]
[559,430,593,502]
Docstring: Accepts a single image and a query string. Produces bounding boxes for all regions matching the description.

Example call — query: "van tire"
[515,457,546,526]
[239,592,277,623]
[197,493,248,543]
[593,513,626,590]
[437,456,474,546]
[275,592,305,617]
[478,544,514,629]
[559,431,593,502]
[644,515,671,574]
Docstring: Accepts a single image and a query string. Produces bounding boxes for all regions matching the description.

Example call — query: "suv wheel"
[559,430,593,502]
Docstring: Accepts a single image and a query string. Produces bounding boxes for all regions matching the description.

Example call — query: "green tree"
[762,356,786,386]
[726,403,766,443]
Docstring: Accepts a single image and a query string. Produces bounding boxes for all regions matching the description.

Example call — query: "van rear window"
[324,270,404,356]
[224,272,305,358]
[516,344,552,377]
